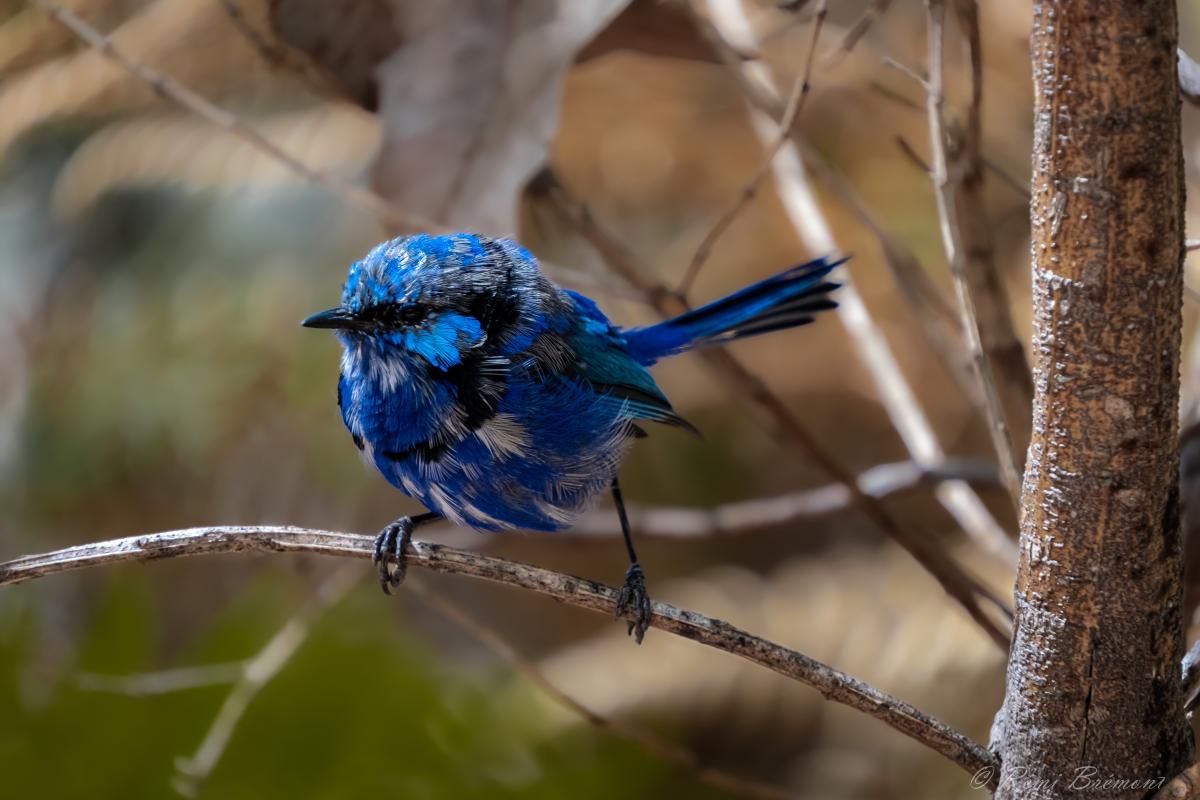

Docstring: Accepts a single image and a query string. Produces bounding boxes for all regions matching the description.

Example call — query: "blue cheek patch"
[405,313,485,370]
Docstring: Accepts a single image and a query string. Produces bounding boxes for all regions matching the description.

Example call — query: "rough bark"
[997,2,1191,798]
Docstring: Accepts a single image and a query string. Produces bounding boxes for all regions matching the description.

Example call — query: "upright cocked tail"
[621,257,844,366]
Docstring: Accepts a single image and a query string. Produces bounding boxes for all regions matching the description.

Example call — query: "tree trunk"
[997,2,1191,797]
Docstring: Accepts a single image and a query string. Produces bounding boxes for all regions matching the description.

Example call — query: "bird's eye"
[362,302,428,329]
[397,305,426,325]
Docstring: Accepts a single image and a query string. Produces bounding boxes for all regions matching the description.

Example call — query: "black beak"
[301,307,364,331]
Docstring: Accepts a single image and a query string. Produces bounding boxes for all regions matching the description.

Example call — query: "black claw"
[614,562,652,644]
[372,517,414,594]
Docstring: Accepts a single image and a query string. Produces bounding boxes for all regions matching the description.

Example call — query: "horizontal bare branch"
[0,526,997,783]
[572,458,1002,538]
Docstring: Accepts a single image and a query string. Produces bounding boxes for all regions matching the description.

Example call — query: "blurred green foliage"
[0,567,735,799]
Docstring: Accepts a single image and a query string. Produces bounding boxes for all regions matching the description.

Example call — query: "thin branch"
[572,457,1003,538]
[217,0,295,71]
[30,0,425,233]
[799,142,957,329]
[826,0,894,63]
[984,157,1031,201]
[771,147,993,439]
[894,134,932,176]
[214,0,342,98]
[867,79,924,112]
[678,0,827,296]
[538,171,1014,648]
[882,56,931,94]
[950,0,1034,467]
[76,662,249,696]
[871,71,1041,205]
[693,0,1018,574]
[172,565,361,797]
[0,526,999,785]
[409,579,800,800]
[921,0,1023,510]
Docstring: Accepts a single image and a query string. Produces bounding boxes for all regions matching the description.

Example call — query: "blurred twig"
[215,0,289,66]
[172,565,361,797]
[920,0,1022,510]
[797,146,987,422]
[573,457,1002,537]
[538,172,1013,648]
[76,662,248,695]
[30,0,424,232]
[31,0,632,302]
[949,0,1033,469]
[826,0,893,63]
[985,158,1031,201]
[410,579,800,800]
[691,0,1018,571]
[869,80,1032,203]
[894,134,932,175]
[214,0,335,93]
[882,55,929,91]
[0,527,999,785]
[679,0,826,296]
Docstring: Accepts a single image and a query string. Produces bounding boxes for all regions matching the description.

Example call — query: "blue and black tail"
[622,256,844,366]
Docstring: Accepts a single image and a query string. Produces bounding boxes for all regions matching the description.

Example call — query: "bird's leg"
[372,511,442,594]
[611,477,652,643]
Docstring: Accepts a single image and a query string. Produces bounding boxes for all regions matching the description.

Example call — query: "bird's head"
[303,234,537,383]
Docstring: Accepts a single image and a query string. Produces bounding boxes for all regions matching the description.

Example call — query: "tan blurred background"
[2,1,1200,797]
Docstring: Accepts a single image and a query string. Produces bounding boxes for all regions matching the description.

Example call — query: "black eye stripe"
[361,302,429,327]
[398,305,426,324]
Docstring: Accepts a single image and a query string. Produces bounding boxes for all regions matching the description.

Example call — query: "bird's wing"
[560,290,698,434]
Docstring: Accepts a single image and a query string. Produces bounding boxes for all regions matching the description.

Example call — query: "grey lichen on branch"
[0,525,998,787]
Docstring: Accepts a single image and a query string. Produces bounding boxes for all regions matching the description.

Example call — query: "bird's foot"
[372,516,415,594]
[614,562,652,644]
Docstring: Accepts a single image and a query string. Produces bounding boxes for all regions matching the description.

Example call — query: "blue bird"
[303,233,841,642]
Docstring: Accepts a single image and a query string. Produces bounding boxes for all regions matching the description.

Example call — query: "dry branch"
[827,0,893,61]
[948,0,1034,463]
[921,0,1021,511]
[679,0,826,296]
[692,0,1018,573]
[572,458,1001,537]
[798,146,987,430]
[697,0,1017,557]
[0,526,997,784]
